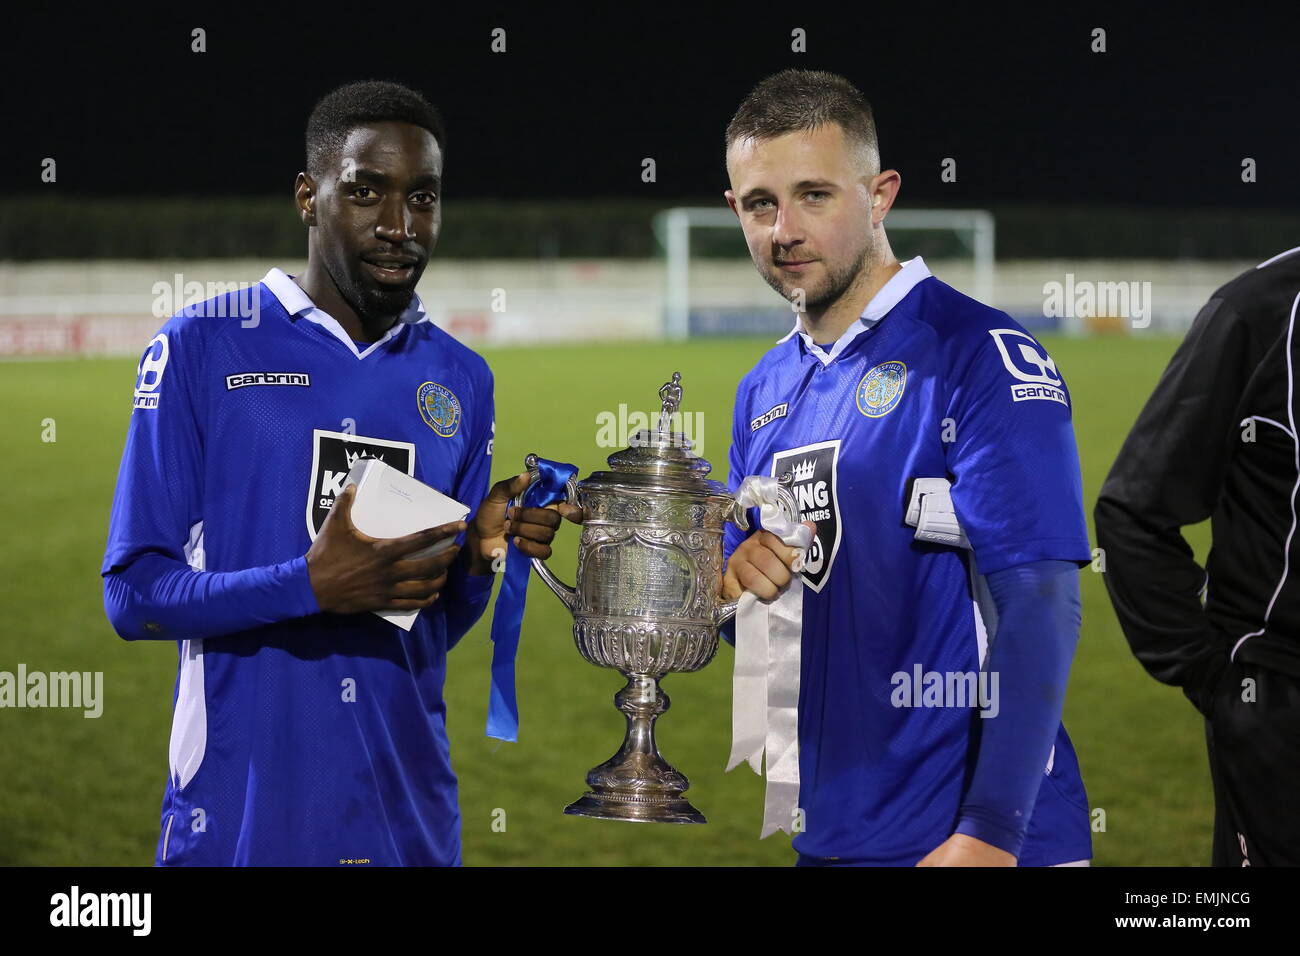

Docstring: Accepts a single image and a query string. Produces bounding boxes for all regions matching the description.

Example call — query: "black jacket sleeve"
[1094,296,1254,715]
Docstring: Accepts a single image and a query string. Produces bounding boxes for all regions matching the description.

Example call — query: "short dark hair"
[726,69,879,171]
[305,80,446,177]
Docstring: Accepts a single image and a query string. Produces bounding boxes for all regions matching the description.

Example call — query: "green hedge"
[1,195,1297,260]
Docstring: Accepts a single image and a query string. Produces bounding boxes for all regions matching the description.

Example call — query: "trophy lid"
[606,428,712,476]
[587,372,728,494]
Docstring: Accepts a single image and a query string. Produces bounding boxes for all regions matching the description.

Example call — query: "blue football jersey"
[101,269,495,866]
[725,258,1093,865]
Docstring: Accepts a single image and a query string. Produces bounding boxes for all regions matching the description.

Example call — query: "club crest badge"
[306,429,415,538]
[771,439,842,592]
[856,361,907,418]
[417,381,462,437]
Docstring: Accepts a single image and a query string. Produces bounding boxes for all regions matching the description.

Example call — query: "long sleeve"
[928,315,1091,858]
[101,316,205,578]
[1094,296,1254,714]
[954,559,1081,858]
[103,551,319,641]
[101,312,324,641]
[442,551,494,651]
[441,374,496,650]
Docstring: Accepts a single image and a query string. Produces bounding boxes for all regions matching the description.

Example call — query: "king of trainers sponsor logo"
[891,664,1000,718]
[50,886,151,936]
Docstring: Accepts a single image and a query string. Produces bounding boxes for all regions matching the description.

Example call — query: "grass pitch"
[0,334,1210,866]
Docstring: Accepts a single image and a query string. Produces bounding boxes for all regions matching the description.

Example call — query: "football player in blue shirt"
[101,81,566,866]
[718,70,1094,866]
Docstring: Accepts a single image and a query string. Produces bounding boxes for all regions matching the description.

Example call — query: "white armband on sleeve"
[905,478,970,550]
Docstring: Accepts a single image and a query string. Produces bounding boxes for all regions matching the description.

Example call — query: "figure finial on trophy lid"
[657,371,684,434]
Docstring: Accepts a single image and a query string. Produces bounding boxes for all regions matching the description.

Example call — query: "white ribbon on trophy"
[725,475,814,838]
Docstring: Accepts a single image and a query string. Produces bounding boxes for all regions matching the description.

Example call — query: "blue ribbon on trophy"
[486,454,579,742]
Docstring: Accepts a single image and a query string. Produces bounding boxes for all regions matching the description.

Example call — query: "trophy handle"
[531,556,578,612]
[520,453,579,613]
[715,598,741,628]
[714,473,801,628]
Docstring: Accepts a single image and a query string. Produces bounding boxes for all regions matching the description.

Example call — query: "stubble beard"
[327,256,420,327]
[758,234,875,314]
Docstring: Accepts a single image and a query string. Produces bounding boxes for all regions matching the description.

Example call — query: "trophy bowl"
[525,373,796,824]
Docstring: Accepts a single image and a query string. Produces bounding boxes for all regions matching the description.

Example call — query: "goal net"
[652,207,995,340]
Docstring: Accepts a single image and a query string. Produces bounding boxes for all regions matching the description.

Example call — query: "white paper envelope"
[344,457,471,631]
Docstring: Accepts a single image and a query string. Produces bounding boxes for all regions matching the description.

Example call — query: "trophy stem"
[564,674,707,824]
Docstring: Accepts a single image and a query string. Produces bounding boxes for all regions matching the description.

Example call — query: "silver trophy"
[525,372,798,824]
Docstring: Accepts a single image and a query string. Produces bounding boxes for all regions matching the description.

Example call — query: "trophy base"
[564,791,706,825]
[565,674,707,824]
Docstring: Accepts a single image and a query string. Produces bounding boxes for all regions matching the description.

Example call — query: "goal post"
[653,207,996,340]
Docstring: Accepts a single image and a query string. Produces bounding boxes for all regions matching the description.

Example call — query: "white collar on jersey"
[260,267,429,360]
[776,256,933,366]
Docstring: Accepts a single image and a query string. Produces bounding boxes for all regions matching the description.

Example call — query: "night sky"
[5,4,1297,209]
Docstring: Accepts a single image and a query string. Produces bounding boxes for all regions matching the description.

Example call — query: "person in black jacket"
[1095,245,1300,866]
